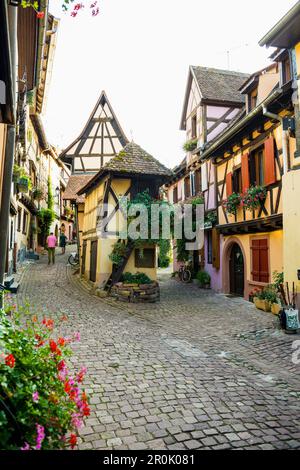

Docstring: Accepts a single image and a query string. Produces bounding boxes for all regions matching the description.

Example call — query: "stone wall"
[111,282,160,303]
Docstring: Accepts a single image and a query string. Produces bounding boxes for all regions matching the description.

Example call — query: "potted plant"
[12,164,22,183]
[17,174,32,193]
[183,139,198,152]
[32,186,44,201]
[222,193,241,215]
[64,206,71,217]
[196,270,211,289]
[254,286,279,313]
[241,186,267,211]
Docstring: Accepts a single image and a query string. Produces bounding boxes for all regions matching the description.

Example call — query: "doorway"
[90,240,98,282]
[229,243,244,296]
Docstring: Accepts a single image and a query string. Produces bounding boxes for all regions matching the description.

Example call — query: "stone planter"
[271,303,282,315]
[111,281,160,303]
[254,297,271,312]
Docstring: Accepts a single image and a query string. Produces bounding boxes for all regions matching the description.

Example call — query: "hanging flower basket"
[183,139,198,152]
[32,187,44,201]
[12,164,22,183]
[222,193,241,215]
[241,186,267,211]
[17,176,32,193]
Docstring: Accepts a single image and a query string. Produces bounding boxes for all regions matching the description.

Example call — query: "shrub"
[0,299,89,450]
[109,242,128,266]
[196,270,211,285]
[122,272,152,285]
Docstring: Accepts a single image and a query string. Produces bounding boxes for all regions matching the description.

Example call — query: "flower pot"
[254,297,271,312]
[17,178,29,193]
[271,303,281,315]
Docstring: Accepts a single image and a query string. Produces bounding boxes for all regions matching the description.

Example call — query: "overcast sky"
[45,0,296,168]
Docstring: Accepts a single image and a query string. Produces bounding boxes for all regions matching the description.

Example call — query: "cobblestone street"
[17,249,300,450]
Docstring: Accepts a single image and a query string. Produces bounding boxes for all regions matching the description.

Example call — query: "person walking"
[46,232,57,265]
[59,232,68,255]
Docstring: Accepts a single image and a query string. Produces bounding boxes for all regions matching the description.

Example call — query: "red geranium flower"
[49,340,58,353]
[69,433,77,449]
[5,354,15,368]
[58,337,65,347]
[64,380,71,394]
[57,360,66,371]
[36,11,45,19]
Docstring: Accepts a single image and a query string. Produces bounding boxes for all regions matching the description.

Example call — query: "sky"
[44,0,297,169]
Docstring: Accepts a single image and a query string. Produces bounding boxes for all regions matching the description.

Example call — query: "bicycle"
[178,263,192,283]
[68,251,79,267]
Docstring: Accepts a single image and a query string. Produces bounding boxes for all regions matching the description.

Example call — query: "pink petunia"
[32,391,39,403]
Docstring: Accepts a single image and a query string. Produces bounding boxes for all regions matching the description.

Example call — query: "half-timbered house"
[259,1,300,307]
[200,63,296,299]
[60,91,129,251]
[166,66,249,290]
[77,142,171,289]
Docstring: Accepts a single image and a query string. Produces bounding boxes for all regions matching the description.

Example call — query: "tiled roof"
[63,174,95,203]
[192,66,250,104]
[103,142,172,177]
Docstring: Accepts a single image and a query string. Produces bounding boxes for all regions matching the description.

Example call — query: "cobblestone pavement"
[17,248,300,450]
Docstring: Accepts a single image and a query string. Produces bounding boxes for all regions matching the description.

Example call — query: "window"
[22,211,28,234]
[10,220,14,249]
[17,208,22,232]
[190,172,196,197]
[135,248,155,268]
[173,186,178,204]
[232,168,242,194]
[207,230,213,264]
[248,89,258,111]
[195,169,201,193]
[184,176,190,199]
[251,238,269,283]
[249,147,265,186]
[191,115,197,139]
[282,57,291,85]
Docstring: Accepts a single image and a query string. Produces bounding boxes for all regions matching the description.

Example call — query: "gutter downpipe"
[0,6,17,296]
[262,105,289,175]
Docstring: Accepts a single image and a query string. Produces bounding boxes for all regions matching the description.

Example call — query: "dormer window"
[248,89,258,112]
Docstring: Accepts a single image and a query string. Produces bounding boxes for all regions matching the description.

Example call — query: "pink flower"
[32,391,39,403]
[21,442,30,451]
[35,424,45,450]
[73,332,81,342]
[71,413,83,429]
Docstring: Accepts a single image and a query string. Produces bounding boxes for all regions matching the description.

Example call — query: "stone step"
[4,276,14,288]
[8,282,20,294]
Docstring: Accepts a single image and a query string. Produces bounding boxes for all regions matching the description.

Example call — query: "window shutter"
[226,172,233,196]
[241,153,250,193]
[264,136,276,185]
[251,240,260,282]
[212,228,220,269]
[251,238,269,283]
[201,162,208,191]
[259,239,269,283]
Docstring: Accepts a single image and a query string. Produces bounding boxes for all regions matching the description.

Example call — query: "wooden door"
[229,243,244,296]
[81,240,87,275]
[90,240,98,282]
